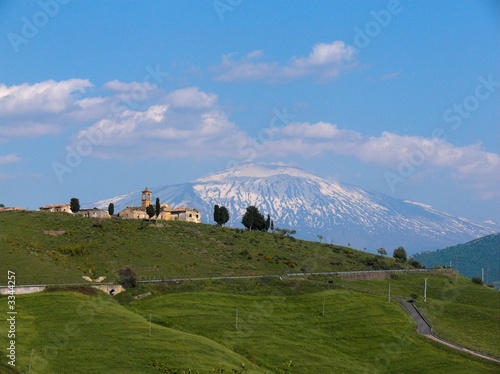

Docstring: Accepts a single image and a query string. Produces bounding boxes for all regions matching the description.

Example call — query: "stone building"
[0,207,25,212]
[117,187,201,223]
[117,206,149,220]
[171,206,201,223]
[39,203,72,213]
[78,208,110,219]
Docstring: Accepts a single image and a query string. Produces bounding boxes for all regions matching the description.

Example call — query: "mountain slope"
[412,234,500,286]
[91,163,497,253]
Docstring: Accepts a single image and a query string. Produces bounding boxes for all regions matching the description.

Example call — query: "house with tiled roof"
[39,203,72,213]
[117,187,201,223]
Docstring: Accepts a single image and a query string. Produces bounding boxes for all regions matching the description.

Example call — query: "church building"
[117,187,201,223]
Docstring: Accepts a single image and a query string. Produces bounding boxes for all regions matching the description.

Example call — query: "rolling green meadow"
[0,211,409,285]
[0,211,499,373]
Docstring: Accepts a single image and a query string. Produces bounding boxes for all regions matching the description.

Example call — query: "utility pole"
[149,314,152,337]
[28,349,34,372]
[235,309,239,330]
[424,278,427,302]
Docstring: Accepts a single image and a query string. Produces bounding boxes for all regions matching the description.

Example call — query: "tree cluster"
[241,206,271,231]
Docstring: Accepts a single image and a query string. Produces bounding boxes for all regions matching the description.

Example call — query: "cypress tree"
[213,204,220,225]
[265,214,271,231]
[155,197,161,217]
[219,206,230,226]
[70,198,80,213]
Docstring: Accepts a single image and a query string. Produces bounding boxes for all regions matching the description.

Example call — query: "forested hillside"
[413,234,499,287]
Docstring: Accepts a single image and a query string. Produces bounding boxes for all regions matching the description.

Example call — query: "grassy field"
[0,210,407,285]
[0,290,262,373]
[0,211,498,373]
[0,278,498,373]
[304,272,500,358]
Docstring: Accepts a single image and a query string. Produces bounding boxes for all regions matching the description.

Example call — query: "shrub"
[471,276,483,285]
[408,258,424,269]
[119,267,137,289]
[393,247,407,263]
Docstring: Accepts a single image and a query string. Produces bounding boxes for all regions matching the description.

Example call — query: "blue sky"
[0,0,498,224]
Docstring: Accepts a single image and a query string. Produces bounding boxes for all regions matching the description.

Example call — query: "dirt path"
[400,299,500,364]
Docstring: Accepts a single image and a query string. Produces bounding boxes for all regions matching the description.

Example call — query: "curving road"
[400,299,500,364]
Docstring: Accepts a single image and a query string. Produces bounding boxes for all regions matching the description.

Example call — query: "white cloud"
[0,121,59,138]
[258,121,500,198]
[0,79,92,116]
[211,40,357,82]
[103,80,156,93]
[0,154,21,165]
[70,96,247,159]
[165,87,218,109]
[281,122,342,138]
[74,105,168,144]
[145,105,168,122]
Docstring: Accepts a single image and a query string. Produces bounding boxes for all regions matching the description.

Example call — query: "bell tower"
[141,187,152,207]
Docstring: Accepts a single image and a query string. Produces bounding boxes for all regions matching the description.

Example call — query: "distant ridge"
[413,234,500,287]
[91,163,498,254]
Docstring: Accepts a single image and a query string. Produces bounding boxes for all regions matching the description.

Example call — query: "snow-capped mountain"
[90,163,498,254]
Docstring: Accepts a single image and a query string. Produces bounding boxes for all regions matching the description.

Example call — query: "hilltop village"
[36,187,201,223]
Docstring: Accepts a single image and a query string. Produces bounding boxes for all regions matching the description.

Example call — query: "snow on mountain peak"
[196,162,316,182]
[91,163,496,253]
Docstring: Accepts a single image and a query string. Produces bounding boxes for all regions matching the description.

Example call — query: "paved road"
[400,299,500,364]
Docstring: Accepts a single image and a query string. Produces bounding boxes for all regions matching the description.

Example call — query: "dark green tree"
[241,206,266,231]
[70,198,80,213]
[265,214,271,231]
[108,203,114,216]
[213,204,220,224]
[146,204,156,220]
[219,206,230,226]
[0,203,4,208]
[214,204,230,226]
[377,248,387,256]
[155,197,161,217]
[118,267,137,289]
[393,246,407,263]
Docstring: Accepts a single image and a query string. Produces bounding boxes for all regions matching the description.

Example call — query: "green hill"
[0,210,409,286]
[412,234,500,288]
[1,211,499,373]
